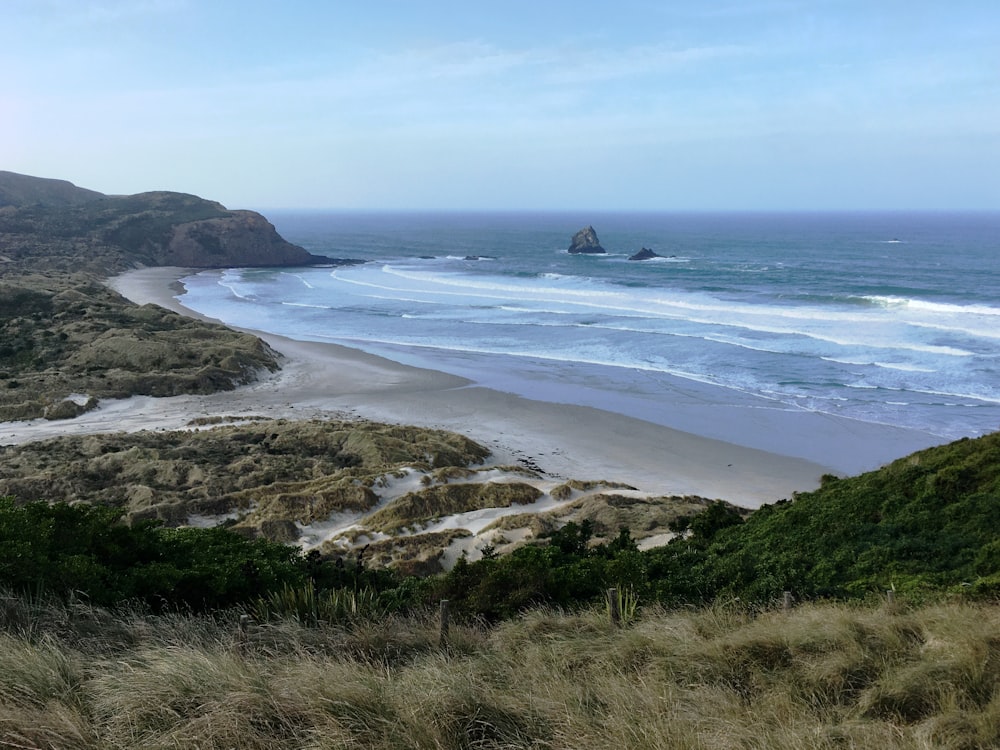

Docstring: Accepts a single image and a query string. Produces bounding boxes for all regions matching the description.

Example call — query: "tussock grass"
[549,479,637,501]
[365,481,543,533]
[2,594,1000,748]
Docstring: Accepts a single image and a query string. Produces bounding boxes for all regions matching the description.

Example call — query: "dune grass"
[365,482,543,534]
[2,593,1000,748]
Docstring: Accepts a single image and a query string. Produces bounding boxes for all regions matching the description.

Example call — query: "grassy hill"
[642,432,1000,604]
[0,171,340,419]
[0,169,104,207]
[0,277,281,421]
[0,171,325,274]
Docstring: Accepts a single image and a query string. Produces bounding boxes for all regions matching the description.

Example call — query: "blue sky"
[3,0,998,211]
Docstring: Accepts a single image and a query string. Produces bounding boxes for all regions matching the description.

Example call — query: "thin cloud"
[540,43,754,85]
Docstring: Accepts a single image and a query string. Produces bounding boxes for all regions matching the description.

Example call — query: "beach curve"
[2,266,926,508]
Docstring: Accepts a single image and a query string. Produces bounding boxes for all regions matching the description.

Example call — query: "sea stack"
[568,226,606,254]
[628,247,662,261]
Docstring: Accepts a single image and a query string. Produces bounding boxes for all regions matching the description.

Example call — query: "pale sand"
[0,267,944,508]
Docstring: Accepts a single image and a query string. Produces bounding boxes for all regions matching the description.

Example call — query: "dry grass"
[365,482,543,534]
[548,479,637,501]
[358,530,473,576]
[2,595,1000,748]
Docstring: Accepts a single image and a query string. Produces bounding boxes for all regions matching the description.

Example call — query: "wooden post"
[237,614,250,652]
[608,588,621,627]
[886,590,896,606]
[783,591,792,611]
[439,600,450,646]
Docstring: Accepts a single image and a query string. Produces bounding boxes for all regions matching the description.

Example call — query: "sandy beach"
[2,267,944,509]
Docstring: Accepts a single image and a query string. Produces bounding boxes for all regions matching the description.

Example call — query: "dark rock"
[162,209,321,267]
[568,225,606,254]
[310,257,367,267]
[628,247,662,261]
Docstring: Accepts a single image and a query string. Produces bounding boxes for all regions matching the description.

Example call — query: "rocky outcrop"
[628,247,662,261]
[162,210,319,267]
[568,226,606,254]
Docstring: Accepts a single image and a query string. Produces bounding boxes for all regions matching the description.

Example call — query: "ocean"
[176,212,1000,448]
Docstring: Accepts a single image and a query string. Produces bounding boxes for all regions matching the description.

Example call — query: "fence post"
[237,614,250,652]
[439,600,450,646]
[608,588,621,627]
[783,591,793,611]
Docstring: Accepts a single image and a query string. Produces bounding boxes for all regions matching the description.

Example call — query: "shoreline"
[2,267,943,508]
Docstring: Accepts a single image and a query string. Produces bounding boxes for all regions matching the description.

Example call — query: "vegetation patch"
[550,478,638,500]
[360,529,474,576]
[0,278,280,420]
[550,492,732,543]
[3,595,1000,749]
[365,482,543,533]
[0,420,492,535]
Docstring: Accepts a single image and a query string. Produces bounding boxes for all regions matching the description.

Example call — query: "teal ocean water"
[177,212,1000,444]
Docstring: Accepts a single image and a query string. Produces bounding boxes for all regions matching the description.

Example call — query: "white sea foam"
[821,357,937,373]
[176,212,1000,441]
[282,302,332,310]
[281,272,315,289]
[866,295,1000,316]
[871,362,939,373]
[318,263,984,367]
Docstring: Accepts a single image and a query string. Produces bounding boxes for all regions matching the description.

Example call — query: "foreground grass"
[2,595,1000,749]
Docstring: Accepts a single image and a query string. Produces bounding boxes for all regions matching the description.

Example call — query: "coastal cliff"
[0,171,325,273]
[0,171,312,420]
[160,205,317,267]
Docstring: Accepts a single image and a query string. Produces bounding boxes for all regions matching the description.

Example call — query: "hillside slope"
[0,171,341,419]
[0,170,328,273]
[645,432,1000,602]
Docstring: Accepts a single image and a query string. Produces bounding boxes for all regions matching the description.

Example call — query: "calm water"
[177,212,1000,442]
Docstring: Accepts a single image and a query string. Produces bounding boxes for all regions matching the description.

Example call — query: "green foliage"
[423,524,649,620]
[606,585,639,625]
[0,497,307,610]
[3,431,1000,623]
[657,433,1000,603]
[409,433,1000,618]
[252,583,388,625]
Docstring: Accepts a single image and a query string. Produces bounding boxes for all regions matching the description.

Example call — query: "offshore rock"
[568,225,606,254]
[628,247,662,261]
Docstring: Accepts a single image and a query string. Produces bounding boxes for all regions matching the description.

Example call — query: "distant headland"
[0,170,344,272]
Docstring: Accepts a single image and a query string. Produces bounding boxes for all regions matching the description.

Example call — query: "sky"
[3,0,999,211]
